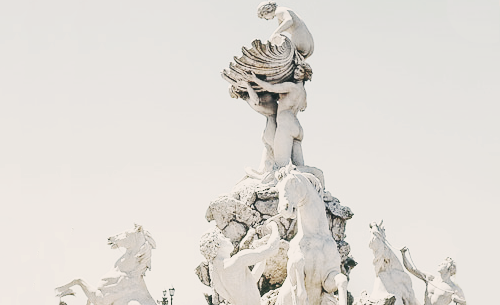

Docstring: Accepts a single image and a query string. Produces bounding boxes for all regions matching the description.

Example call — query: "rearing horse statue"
[275,164,348,305]
[55,224,157,305]
[367,220,419,305]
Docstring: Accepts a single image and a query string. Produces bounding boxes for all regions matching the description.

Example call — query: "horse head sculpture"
[109,224,156,276]
[275,163,348,305]
[365,221,419,305]
[56,224,157,305]
[276,163,324,220]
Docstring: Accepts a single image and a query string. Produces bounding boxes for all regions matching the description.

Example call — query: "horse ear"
[134,224,143,232]
[379,219,384,228]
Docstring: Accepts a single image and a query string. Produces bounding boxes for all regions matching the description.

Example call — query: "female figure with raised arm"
[257,1,314,59]
[401,247,466,305]
[200,222,281,305]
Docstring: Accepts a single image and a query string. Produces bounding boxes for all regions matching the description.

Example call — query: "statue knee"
[324,272,348,293]
[323,272,337,293]
[335,273,348,290]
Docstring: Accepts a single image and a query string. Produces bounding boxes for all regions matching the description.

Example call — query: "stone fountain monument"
[196,2,466,305]
[53,3,467,305]
[196,2,356,305]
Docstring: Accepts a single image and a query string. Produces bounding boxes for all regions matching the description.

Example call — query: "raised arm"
[251,259,267,283]
[228,222,280,269]
[245,72,295,94]
[400,247,432,282]
[241,81,277,116]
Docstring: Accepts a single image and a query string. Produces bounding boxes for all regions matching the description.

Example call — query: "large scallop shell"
[221,36,303,99]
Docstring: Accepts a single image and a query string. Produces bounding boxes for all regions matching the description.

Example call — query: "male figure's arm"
[400,247,433,282]
[242,82,277,116]
[246,72,295,94]
[227,222,280,270]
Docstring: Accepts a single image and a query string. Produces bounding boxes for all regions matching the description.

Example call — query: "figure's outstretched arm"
[241,82,277,116]
[245,81,260,105]
[228,222,280,268]
[245,72,295,94]
[400,247,431,282]
[251,259,267,283]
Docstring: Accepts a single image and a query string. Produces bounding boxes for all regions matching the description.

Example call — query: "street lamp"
[169,287,175,305]
[157,290,169,305]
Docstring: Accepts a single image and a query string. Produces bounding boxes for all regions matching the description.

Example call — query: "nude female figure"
[257,1,314,59]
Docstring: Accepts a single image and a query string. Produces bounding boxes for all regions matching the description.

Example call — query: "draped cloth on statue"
[221,35,304,99]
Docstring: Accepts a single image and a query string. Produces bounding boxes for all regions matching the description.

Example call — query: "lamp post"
[157,290,169,305]
[169,287,175,305]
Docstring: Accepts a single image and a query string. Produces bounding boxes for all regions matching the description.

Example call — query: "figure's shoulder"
[434,280,454,293]
[276,7,292,17]
[451,281,465,295]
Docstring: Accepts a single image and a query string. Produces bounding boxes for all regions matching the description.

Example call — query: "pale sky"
[1,1,499,305]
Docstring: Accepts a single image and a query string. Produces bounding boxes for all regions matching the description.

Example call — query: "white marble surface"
[199,222,280,305]
[401,248,466,305]
[354,221,418,305]
[55,225,156,305]
[276,165,348,305]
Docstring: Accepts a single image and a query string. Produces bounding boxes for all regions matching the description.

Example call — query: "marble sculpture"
[200,222,281,305]
[221,1,315,173]
[55,224,157,305]
[256,1,314,59]
[52,2,467,305]
[401,248,466,305]
[199,2,356,305]
[275,164,348,305]
[354,221,418,305]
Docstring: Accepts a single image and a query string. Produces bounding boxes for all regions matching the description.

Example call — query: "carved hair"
[200,228,224,262]
[257,1,278,18]
[298,62,313,82]
[132,225,156,276]
[302,172,324,198]
[369,221,405,275]
[275,162,296,181]
[444,257,457,276]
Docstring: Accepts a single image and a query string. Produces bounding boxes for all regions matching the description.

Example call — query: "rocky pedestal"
[196,174,356,305]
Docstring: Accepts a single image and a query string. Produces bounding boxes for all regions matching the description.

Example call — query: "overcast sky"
[1,1,499,305]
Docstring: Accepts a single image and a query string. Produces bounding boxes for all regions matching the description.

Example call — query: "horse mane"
[298,171,324,199]
[132,229,156,277]
[370,224,404,275]
[277,163,325,200]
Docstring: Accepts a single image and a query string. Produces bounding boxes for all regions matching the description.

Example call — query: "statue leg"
[336,273,348,305]
[323,272,348,305]
[291,139,304,166]
[274,127,294,167]
[56,279,101,305]
[255,116,276,173]
[287,257,308,305]
[276,278,292,305]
